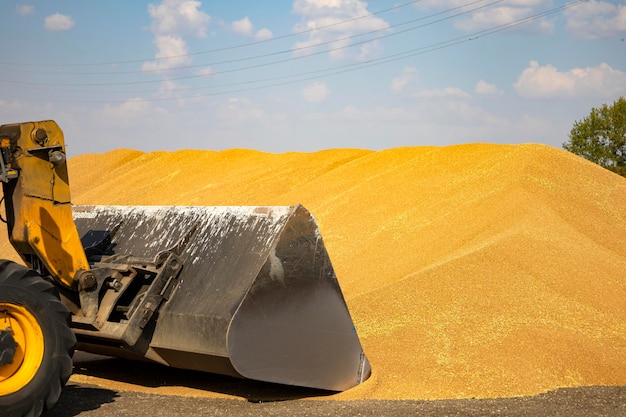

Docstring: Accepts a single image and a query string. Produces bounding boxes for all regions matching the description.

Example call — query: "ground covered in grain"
[2,143,625,401]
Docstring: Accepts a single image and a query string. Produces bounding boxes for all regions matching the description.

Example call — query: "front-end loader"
[0,120,370,417]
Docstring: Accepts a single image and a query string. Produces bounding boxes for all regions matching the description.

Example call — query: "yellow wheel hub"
[0,302,45,396]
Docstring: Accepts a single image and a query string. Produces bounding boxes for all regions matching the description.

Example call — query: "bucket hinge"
[121,252,183,347]
[72,225,197,349]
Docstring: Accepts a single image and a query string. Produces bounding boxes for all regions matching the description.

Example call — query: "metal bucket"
[72,204,370,391]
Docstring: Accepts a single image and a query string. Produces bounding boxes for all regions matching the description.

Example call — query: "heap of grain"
[2,143,625,399]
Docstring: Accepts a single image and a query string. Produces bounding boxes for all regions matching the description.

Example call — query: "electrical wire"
[0,0,503,86]
[0,0,586,104]
[0,0,496,78]
[0,0,426,68]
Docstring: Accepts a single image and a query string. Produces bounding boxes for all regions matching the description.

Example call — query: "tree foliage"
[563,97,626,176]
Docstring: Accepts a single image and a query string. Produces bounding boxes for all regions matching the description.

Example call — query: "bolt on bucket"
[72,204,371,392]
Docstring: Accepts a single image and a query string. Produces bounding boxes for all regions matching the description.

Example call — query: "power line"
[0,0,494,77]
[4,0,585,104]
[0,0,426,69]
[0,0,503,86]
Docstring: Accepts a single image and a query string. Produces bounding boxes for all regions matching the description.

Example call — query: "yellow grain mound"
[2,143,625,400]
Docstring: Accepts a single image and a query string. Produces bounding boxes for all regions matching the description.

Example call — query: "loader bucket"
[72,204,371,392]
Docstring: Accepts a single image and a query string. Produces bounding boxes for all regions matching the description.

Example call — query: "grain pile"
[1,143,625,400]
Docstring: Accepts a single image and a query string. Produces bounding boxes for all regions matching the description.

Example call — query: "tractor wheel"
[0,260,75,417]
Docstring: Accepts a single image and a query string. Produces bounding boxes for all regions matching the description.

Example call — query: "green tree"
[563,97,626,176]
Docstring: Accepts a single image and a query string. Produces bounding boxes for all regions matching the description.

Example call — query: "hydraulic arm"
[0,120,89,289]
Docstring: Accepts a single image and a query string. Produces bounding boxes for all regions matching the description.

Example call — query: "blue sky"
[1,0,625,155]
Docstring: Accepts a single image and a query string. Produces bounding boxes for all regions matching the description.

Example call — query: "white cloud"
[148,0,210,37]
[215,97,267,127]
[44,13,75,31]
[333,104,414,124]
[417,1,549,11]
[292,0,390,61]
[255,28,274,41]
[101,98,167,128]
[232,17,254,36]
[391,67,417,93]
[154,79,200,105]
[142,35,192,72]
[16,5,34,16]
[231,17,274,41]
[565,0,626,39]
[197,66,213,76]
[415,87,471,99]
[475,80,502,95]
[317,100,511,146]
[418,0,554,34]
[390,68,470,99]
[143,0,210,86]
[514,61,626,99]
[156,79,178,97]
[357,39,383,61]
[456,5,553,34]
[302,81,330,103]
[103,98,152,114]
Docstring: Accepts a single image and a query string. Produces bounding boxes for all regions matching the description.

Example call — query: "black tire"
[0,260,76,417]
